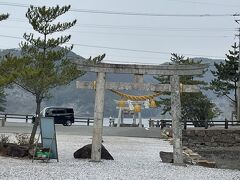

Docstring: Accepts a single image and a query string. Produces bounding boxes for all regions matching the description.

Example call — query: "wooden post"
[26,115,28,123]
[117,108,122,127]
[120,111,124,124]
[1,117,5,127]
[91,72,106,162]
[138,112,142,127]
[2,114,7,127]
[133,113,136,125]
[170,75,183,165]
[225,118,228,129]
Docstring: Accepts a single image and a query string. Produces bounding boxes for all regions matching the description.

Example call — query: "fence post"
[149,119,154,127]
[156,120,160,128]
[160,120,164,129]
[26,115,28,123]
[184,119,187,130]
[225,118,228,129]
[149,119,152,127]
[87,118,90,126]
[204,119,208,129]
[2,114,6,127]
[1,118,4,127]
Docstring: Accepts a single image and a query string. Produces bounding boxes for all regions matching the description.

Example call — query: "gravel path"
[0,135,240,180]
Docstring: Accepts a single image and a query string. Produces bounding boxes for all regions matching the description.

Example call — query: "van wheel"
[65,120,72,126]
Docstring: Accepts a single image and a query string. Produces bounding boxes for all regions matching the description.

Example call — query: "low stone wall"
[182,128,240,169]
[182,128,240,149]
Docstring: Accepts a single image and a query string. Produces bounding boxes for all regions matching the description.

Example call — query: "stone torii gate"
[75,62,207,165]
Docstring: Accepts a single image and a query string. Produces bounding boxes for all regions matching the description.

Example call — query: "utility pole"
[236,20,240,122]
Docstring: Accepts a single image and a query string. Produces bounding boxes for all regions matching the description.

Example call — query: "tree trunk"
[29,96,41,145]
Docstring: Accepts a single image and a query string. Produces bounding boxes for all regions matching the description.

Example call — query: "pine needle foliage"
[154,53,219,127]
[0,5,84,145]
[211,43,240,112]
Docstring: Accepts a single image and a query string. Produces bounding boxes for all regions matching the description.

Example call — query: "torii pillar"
[75,62,208,163]
[171,75,183,164]
[91,72,106,161]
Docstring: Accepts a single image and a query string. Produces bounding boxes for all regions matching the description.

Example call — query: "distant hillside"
[197,58,233,120]
[0,49,233,120]
[4,72,160,118]
[0,49,160,118]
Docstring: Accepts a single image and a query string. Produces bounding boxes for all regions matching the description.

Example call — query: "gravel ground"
[0,135,240,180]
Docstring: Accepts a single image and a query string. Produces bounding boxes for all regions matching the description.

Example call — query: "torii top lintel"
[75,62,208,75]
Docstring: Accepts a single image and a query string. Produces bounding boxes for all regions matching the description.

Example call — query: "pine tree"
[0,13,9,111]
[211,43,240,114]
[0,88,6,112]
[155,53,219,127]
[0,13,9,21]
[0,5,84,145]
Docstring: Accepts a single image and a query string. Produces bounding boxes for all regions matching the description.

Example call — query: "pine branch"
[0,13,9,21]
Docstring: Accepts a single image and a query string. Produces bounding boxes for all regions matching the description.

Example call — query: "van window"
[52,109,65,114]
[66,109,73,113]
[45,109,52,116]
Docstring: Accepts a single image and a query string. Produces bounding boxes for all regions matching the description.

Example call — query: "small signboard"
[40,117,58,161]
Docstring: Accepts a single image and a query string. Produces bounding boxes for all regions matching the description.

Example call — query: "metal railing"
[74,117,94,126]
[149,118,240,129]
[0,113,94,126]
[1,113,238,129]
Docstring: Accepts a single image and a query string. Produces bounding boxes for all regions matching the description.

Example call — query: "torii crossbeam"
[75,62,208,165]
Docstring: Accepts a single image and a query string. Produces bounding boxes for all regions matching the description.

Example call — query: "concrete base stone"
[196,160,216,168]
[159,151,173,163]
[73,144,114,160]
[160,148,216,168]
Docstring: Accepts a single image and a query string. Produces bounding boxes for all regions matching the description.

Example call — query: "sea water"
[5,117,151,127]
[102,117,150,127]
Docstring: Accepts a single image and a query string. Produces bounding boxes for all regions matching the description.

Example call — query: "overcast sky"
[0,0,240,64]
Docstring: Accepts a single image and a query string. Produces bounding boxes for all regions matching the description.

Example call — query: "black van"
[32,107,74,126]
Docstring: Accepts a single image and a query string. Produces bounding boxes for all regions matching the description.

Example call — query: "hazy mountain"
[0,49,233,120]
[197,58,233,120]
[1,49,160,118]
[4,72,160,118]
